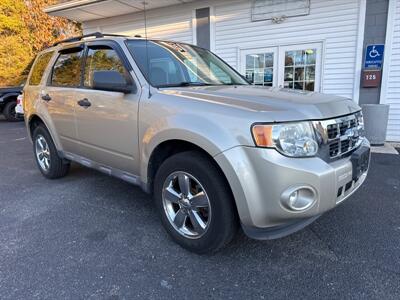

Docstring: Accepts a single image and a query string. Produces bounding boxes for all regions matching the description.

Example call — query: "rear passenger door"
[43,45,84,152]
[74,41,141,174]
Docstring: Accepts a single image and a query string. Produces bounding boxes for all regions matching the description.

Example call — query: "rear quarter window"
[29,52,54,86]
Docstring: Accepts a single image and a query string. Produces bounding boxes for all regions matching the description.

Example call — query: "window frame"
[278,43,322,92]
[47,40,135,93]
[239,42,323,92]
[82,41,135,91]
[48,44,85,88]
[240,47,278,87]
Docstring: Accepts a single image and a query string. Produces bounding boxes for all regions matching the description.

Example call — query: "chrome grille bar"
[312,112,364,161]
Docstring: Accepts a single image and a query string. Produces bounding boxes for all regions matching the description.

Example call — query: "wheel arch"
[27,114,62,151]
[145,139,235,206]
[146,139,211,192]
[1,93,20,103]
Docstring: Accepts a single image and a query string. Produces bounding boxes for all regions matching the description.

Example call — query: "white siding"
[382,0,400,142]
[83,4,194,44]
[82,0,363,100]
[214,0,362,99]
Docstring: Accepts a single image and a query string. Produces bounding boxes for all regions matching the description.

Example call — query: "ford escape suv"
[24,33,370,253]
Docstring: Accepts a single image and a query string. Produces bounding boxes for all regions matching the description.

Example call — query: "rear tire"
[154,151,238,254]
[32,124,70,179]
[3,101,22,122]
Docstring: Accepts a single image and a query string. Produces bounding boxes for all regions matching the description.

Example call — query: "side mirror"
[92,70,135,94]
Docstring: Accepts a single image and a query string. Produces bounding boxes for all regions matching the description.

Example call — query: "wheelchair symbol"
[369,46,380,58]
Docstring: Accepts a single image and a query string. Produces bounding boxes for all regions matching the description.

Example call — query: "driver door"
[74,42,141,174]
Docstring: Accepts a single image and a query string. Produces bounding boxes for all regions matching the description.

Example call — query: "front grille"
[340,139,350,153]
[329,142,339,157]
[313,112,364,161]
[327,124,338,139]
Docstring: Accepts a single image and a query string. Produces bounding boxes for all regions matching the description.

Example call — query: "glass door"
[240,47,278,87]
[240,43,322,92]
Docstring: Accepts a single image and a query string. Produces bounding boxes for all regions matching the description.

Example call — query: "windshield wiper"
[222,83,248,86]
[157,81,248,88]
[157,82,217,88]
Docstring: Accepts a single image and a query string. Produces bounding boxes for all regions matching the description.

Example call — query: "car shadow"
[63,162,334,259]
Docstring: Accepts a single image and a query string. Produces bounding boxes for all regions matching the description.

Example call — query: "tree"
[0,0,80,86]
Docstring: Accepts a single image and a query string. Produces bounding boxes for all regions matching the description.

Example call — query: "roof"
[44,0,196,22]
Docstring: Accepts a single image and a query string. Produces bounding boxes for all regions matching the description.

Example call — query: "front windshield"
[126,40,248,88]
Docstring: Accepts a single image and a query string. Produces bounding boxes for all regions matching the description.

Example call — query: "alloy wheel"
[162,171,212,239]
[35,135,51,171]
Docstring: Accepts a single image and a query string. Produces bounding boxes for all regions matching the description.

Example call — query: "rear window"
[29,52,54,86]
[51,50,83,87]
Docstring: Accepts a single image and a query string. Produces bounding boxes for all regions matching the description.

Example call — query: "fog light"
[281,186,316,211]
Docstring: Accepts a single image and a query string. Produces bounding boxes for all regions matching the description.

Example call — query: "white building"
[46,0,400,141]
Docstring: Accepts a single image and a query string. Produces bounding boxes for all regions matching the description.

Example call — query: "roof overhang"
[44,0,196,22]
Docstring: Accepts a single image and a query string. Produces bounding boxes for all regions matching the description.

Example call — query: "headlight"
[251,122,318,157]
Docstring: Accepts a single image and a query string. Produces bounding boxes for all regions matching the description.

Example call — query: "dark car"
[0,86,23,122]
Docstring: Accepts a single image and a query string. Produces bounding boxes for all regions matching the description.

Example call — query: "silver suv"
[24,33,370,253]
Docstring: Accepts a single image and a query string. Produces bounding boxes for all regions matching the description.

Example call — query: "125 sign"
[362,70,381,88]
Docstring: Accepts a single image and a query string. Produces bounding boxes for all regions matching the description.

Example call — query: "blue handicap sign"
[364,44,384,69]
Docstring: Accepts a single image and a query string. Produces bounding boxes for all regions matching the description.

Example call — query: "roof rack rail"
[53,32,129,46]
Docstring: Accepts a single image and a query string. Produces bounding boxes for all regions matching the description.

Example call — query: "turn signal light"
[252,125,273,147]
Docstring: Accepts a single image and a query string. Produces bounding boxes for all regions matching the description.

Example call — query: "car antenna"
[143,1,152,98]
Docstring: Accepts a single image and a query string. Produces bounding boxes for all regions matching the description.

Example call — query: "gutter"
[44,0,108,13]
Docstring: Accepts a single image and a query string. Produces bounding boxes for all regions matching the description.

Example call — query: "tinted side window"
[51,50,83,87]
[29,52,54,86]
[84,47,126,88]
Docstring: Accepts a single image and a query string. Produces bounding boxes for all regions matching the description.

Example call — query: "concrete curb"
[370,143,399,155]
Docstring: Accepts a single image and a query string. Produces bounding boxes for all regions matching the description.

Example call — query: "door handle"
[77,98,91,108]
[41,94,51,101]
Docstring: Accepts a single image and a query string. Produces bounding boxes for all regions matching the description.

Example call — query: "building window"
[283,48,316,91]
[251,0,310,22]
[240,43,322,92]
[245,52,275,86]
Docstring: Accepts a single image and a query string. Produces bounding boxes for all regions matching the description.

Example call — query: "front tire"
[154,151,238,254]
[32,124,70,179]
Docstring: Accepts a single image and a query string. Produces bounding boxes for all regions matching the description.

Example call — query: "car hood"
[159,85,360,121]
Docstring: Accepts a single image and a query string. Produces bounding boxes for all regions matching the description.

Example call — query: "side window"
[29,52,54,86]
[84,46,127,88]
[51,50,83,87]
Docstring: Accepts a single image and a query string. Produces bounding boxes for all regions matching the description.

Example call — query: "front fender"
[139,113,240,185]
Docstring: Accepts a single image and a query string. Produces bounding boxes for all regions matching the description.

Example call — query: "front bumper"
[214,138,370,239]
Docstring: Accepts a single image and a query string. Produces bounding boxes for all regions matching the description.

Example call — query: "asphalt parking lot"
[0,118,399,299]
